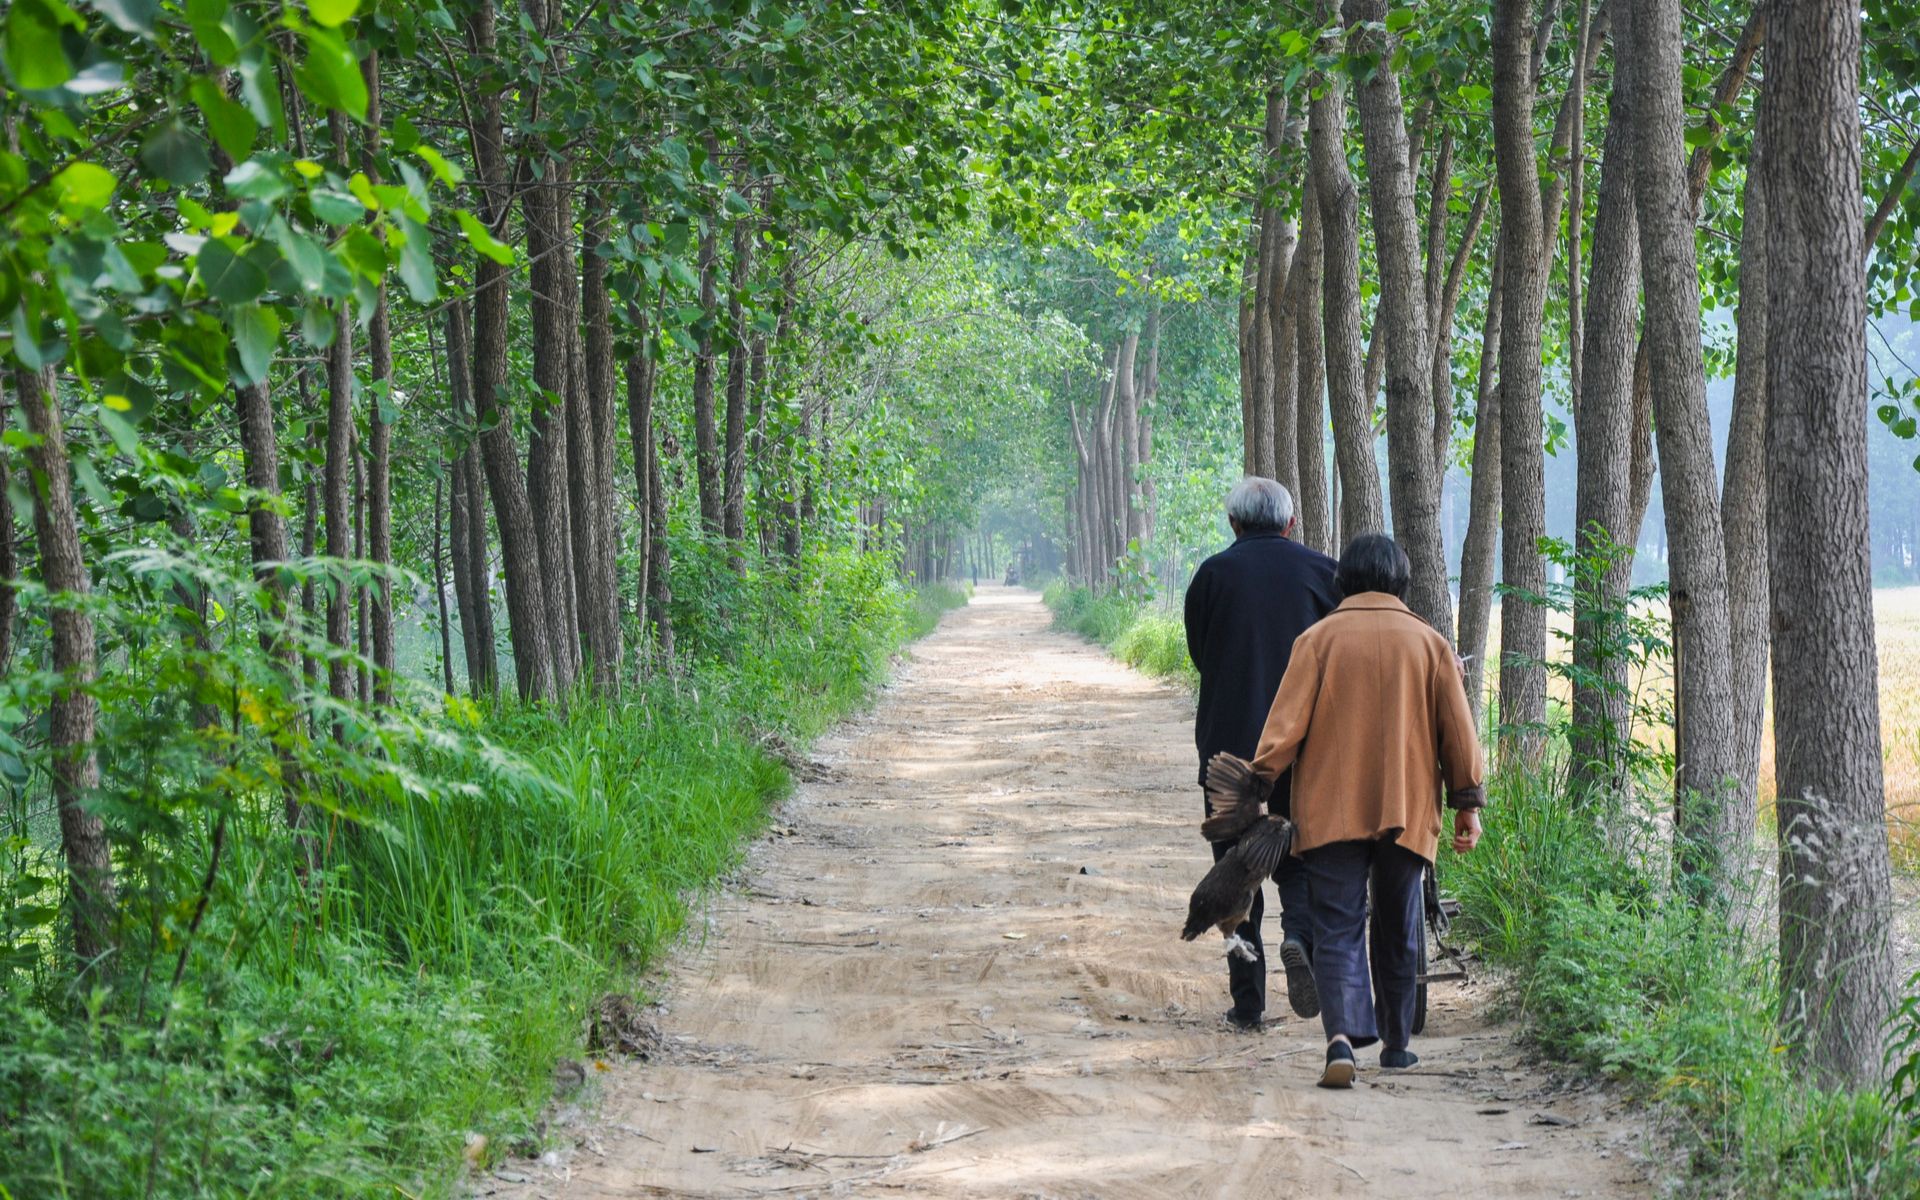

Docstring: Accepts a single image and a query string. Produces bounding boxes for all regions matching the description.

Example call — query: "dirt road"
[497,586,1648,1199]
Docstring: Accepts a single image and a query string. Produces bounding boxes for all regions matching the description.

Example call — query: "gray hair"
[1226,476,1295,532]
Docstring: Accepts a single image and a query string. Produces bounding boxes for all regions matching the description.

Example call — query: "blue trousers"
[1299,837,1426,1050]
[1206,793,1312,1020]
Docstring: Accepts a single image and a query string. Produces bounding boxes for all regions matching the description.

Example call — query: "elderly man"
[1183,477,1338,1030]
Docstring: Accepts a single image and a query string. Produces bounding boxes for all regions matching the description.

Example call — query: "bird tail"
[1201,752,1270,842]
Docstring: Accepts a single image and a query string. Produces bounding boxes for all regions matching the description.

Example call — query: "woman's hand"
[1452,808,1483,854]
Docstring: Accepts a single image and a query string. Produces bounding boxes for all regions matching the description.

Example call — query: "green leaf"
[140,120,212,187]
[197,238,268,304]
[1385,7,1415,31]
[455,209,515,265]
[270,217,329,294]
[190,78,259,162]
[310,187,366,226]
[414,145,464,187]
[395,214,437,304]
[90,0,158,36]
[295,24,368,122]
[5,0,79,90]
[223,159,286,202]
[229,302,280,385]
[51,162,116,212]
[306,0,360,28]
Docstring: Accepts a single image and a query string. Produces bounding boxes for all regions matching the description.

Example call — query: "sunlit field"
[1483,586,1920,866]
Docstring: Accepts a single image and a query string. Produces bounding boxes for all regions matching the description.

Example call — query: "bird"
[1182,753,1291,962]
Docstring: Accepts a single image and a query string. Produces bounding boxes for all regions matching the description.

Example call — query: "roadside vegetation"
[1,550,964,1197]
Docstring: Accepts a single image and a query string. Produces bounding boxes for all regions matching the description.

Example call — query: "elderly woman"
[1248,534,1486,1088]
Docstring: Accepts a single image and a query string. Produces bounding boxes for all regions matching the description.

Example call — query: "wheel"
[1411,904,1429,1036]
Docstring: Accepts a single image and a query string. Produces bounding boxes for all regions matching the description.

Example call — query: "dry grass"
[1481,586,1920,867]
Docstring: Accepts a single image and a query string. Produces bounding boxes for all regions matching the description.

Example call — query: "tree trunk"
[1456,233,1505,721]
[445,298,497,695]
[1570,38,1642,791]
[1117,332,1143,548]
[362,52,395,706]
[1762,0,1896,1087]
[524,157,580,693]
[723,209,755,548]
[434,471,454,695]
[1139,305,1161,545]
[14,366,115,965]
[464,0,554,701]
[1722,100,1770,813]
[1294,176,1332,553]
[1238,239,1259,476]
[1632,0,1742,884]
[692,224,723,534]
[1311,23,1385,541]
[324,112,356,712]
[1349,0,1452,637]
[1491,0,1549,759]
[1431,185,1492,474]
[580,202,624,689]
[1566,0,1592,425]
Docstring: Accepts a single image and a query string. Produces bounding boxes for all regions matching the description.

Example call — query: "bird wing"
[1201,752,1271,842]
[1230,817,1294,880]
[1181,818,1293,941]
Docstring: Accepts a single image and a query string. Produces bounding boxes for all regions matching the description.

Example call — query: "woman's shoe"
[1318,1041,1356,1088]
[1380,1048,1419,1069]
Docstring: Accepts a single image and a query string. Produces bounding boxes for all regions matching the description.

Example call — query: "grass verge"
[1042,581,1196,689]
[0,551,965,1199]
[1443,775,1920,1197]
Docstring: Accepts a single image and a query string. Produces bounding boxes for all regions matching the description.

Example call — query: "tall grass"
[0,548,962,1199]
[1042,581,1198,688]
[1445,776,1919,1197]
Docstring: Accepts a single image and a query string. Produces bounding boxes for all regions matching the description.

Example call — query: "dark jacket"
[1183,530,1339,795]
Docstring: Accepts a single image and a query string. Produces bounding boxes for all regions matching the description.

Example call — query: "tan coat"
[1250,593,1485,863]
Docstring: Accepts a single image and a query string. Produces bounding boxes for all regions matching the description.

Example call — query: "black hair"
[1335,533,1411,599]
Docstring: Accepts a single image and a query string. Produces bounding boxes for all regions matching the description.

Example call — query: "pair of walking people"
[1184,478,1485,1088]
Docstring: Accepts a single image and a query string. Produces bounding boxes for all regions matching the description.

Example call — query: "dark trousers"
[1206,793,1312,1020]
[1299,837,1425,1050]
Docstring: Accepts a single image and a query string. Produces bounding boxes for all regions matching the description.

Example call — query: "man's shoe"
[1380,1048,1419,1069]
[1280,938,1321,1018]
[1318,1041,1356,1088]
[1223,1009,1264,1033]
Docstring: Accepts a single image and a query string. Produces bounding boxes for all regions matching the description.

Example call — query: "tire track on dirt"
[488,585,1649,1199]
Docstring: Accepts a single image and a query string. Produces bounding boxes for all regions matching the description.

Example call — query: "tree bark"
[14,366,115,965]
[1763,0,1896,1087]
[1430,185,1492,475]
[1295,175,1332,554]
[693,224,723,535]
[1570,37,1642,791]
[580,202,624,689]
[324,111,356,713]
[464,0,554,701]
[1492,0,1550,759]
[1722,100,1770,815]
[1117,332,1143,548]
[362,52,395,705]
[524,157,580,692]
[1632,0,1742,884]
[1457,233,1505,721]
[1349,0,1453,637]
[723,208,755,548]
[1310,23,1385,541]
[444,298,496,695]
